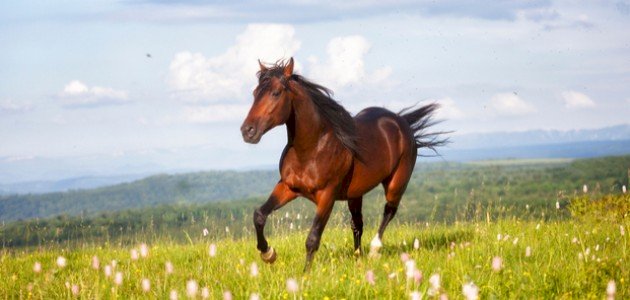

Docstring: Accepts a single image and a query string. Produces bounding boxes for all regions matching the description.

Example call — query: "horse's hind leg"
[371,162,413,252]
[347,197,363,255]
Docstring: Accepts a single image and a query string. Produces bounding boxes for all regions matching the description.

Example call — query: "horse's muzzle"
[241,123,261,144]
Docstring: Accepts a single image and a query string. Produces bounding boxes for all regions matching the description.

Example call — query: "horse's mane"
[257,60,361,158]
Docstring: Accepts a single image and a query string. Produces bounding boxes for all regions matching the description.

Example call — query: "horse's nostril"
[248,127,255,134]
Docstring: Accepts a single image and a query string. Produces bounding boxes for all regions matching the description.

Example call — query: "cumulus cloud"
[167,24,301,103]
[562,90,595,109]
[58,80,129,108]
[431,97,464,120]
[308,35,391,90]
[488,93,535,116]
[0,99,32,114]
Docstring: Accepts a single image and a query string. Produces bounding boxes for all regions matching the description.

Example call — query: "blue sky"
[1,0,629,179]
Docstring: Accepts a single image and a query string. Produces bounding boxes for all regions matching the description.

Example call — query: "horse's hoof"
[354,249,362,257]
[261,247,277,264]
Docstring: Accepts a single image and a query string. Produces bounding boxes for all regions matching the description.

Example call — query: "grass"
[2,218,628,299]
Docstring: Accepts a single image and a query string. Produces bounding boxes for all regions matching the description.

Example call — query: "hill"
[0,170,279,222]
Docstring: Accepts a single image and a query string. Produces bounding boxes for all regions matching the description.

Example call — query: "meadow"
[1,156,628,299]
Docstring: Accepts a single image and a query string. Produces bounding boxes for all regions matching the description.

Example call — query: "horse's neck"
[287,93,328,153]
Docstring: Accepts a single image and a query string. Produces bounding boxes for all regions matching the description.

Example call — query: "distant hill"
[451,124,630,149]
[0,170,279,222]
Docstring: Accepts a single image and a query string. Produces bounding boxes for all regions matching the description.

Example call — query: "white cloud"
[562,90,595,109]
[182,104,250,123]
[430,97,464,120]
[488,93,535,116]
[308,35,391,90]
[0,99,32,113]
[167,24,301,103]
[59,80,129,108]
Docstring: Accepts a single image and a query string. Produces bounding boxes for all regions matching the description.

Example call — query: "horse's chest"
[280,152,329,197]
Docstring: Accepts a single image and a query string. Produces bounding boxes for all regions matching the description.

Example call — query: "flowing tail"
[399,103,450,156]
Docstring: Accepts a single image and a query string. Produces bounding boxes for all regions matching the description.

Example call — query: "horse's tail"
[398,103,450,156]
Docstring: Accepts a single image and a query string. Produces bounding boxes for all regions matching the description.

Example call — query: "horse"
[240,58,447,270]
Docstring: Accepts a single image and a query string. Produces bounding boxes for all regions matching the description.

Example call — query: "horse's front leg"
[304,189,335,272]
[254,182,297,263]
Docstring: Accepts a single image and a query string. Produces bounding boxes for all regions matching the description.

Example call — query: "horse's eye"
[271,90,281,97]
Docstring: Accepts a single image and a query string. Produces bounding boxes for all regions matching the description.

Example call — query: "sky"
[0,0,629,180]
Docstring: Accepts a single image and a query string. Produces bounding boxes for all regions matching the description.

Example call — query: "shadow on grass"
[321,226,475,259]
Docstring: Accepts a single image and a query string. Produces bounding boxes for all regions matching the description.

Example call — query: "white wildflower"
[462,282,479,300]
[56,256,67,268]
[286,278,299,293]
[209,243,217,257]
[186,280,199,298]
[141,278,151,292]
[33,261,42,273]
[114,272,123,286]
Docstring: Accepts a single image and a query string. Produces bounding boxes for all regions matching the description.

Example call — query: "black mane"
[257,60,361,158]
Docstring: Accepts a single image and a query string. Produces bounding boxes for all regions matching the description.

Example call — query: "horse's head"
[241,58,295,144]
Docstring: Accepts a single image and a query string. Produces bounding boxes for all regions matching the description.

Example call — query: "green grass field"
[2,218,628,299]
[1,156,628,299]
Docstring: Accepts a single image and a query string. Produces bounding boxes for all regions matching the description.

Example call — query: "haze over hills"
[0,124,628,194]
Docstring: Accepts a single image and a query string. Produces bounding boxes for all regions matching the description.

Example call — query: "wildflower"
[410,291,421,300]
[297,213,301,220]
[621,225,625,236]
[400,252,410,263]
[250,293,260,300]
[512,237,519,245]
[250,262,259,277]
[413,238,420,250]
[497,233,502,241]
[623,185,627,194]
[428,273,441,296]
[33,261,42,273]
[131,249,139,260]
[203,228,209,237]
[91,256,100,269]
[209,243,217,257]
[285,212,290,218]
[596,244,600,251]
[429,273,441,289]
[223,290,232,300]
[141,278,151,292]
[555,201,560,209]
[111,259,117,268]
[139,243,149,257]
[225,226,230,233]
[56,256,67,268]
[572,237,578,244]
[606,280,616,299]
[366,270,376,285]
[526,204,530,210]
[583,184,588,193]
[388,272,397,279]
[405,260,416,279]
[186,280,199,298]
[290,222,294,230]
[462,282,479,300]
[413,270,423,284]
[525,246,532,257]
[165,261,174,274]
[114,272,123,286]
[491,256,503,272]
[170,290,179,300]
[71,284,80,296]
[200,287,210,299]
[104,265,112,277]
[286,278,299,293]
[536,223,541,230]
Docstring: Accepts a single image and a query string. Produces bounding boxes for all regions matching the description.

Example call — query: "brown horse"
[241,58,446,270]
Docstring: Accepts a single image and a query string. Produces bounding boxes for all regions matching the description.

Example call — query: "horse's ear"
[258,59,268,72]
[283,57,294,77]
